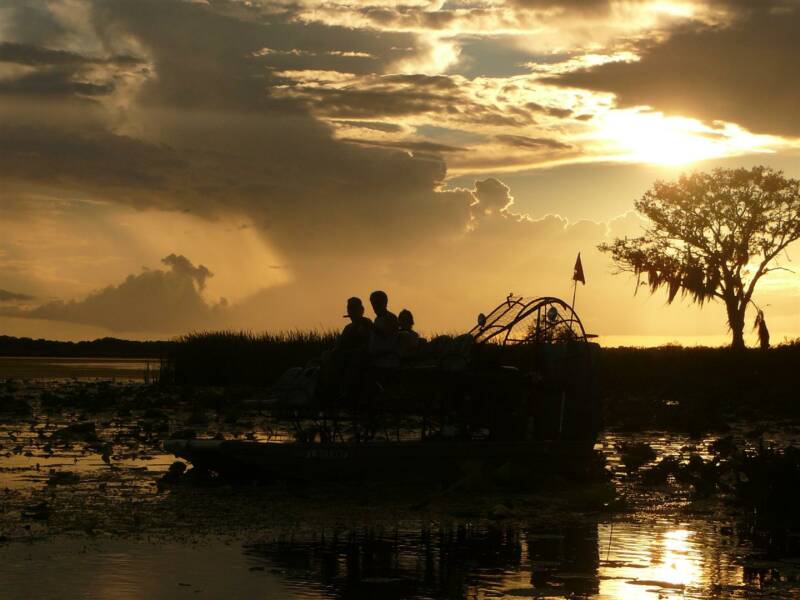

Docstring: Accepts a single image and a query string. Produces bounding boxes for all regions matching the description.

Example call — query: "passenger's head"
[398,309,414,331]
[369,290,388,314]
[345,297,364,320]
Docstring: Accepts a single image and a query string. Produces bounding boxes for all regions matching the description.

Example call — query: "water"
[2,376,800,598]
[0,538,291,599]
[0,357,160,381]
[1,519,795,599]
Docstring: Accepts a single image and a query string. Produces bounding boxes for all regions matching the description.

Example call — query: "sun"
[597,109,774,166]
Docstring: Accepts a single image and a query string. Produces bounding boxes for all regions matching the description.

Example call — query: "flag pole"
[571,277,577,311]
[571,251,584,311]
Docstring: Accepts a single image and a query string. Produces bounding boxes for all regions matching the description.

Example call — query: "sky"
[0,0,799,346]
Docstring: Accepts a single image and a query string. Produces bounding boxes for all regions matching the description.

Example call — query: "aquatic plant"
[616,442,656,471]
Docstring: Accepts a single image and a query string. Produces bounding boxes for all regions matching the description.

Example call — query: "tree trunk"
[730,324,745,350]
[726,300,746,350]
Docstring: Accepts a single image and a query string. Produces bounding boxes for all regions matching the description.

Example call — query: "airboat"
[165,295,601,482]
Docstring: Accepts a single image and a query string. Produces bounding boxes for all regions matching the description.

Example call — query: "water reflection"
[242,518,790,599]
[0,538,291,600]
[600,522,741,599]
[1,520,798,598]
[4,463,799,596]
[245,524,570,599]
[0,357,159,381]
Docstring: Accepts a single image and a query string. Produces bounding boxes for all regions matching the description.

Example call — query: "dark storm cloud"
[296,85,452,118]
[283,74,534,127]
[251,51,375,75]
[356,6,458,30]
[0,41,143,100]
[334,120,405,133]
[547,2,800,136]
[1,1,69,44]
[0,116,474,261]
[471,178,514,214]
[495,134,572,150]
[0,70,114,97]
[0,289,35,303]
[90,0,299,113]
[161,253,212,291]
[289,73,460,120]
[5,255,225,332]
[340,138,467,154]
[524,102,572,119]
[0,42,141,67]
[0,0,480,262]
[0,124,192,208]
[89,0,422,112]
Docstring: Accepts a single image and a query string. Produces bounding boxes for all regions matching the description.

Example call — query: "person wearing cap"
[338,297,373,353]
[320,298,372,404]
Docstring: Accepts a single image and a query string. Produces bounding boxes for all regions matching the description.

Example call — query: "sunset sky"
[1,0,799,345]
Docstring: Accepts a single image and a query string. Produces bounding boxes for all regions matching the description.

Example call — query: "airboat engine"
[469,295,601,443]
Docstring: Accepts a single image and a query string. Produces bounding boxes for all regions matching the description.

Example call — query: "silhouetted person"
[321,297,372,403]
[398,309,415,333]
[369,290,399,366]
[397,308,421,359]
[338,297,373,353]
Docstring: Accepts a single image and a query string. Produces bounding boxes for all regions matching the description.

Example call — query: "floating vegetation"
[616,442,657,471]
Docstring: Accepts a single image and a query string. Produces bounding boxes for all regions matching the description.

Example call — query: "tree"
[599,167,800,349]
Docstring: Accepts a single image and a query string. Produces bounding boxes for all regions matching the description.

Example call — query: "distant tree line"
[0,335,172,358]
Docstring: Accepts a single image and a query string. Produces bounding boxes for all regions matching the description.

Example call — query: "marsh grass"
[168,329,337,386]
[166,330,800,430]
[601,340,800,430]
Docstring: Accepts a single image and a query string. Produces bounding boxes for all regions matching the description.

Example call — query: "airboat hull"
[164,438,597,482]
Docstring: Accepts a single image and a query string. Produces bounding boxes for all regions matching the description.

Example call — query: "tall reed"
[168,329,337,386]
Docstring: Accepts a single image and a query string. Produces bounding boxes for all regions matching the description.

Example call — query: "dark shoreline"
[0,335,172,359]
[3,333,799,431]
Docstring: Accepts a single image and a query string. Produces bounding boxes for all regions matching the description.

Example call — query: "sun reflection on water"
[597,522,740,599]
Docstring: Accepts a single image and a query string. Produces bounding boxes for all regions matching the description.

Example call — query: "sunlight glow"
[598,110,776,166]
[647,1,696,18]
[600,525,707,599]
[393,34,461,74]
[652,529,700,588]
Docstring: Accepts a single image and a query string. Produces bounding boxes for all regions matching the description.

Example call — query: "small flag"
[573,252,586,285]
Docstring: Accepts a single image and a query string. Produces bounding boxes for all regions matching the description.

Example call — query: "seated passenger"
[321,297,372,404]
[338,296,373,353]
[368,290,399,367]
[397,308,421,359]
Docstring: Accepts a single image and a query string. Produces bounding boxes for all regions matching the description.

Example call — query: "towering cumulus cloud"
[5,255,224,332]
[0,0,474,263]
